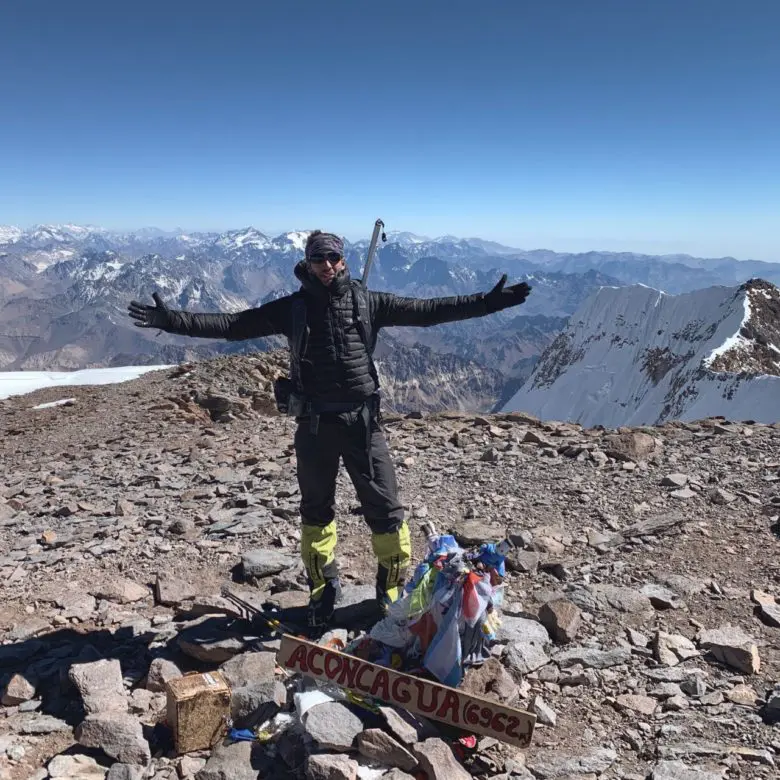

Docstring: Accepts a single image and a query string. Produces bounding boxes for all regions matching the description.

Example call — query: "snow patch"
[32,397,76,409]
[0,365,174,401]
[285,231,308,251]
[703,290,751,368]
[32,249,76,272]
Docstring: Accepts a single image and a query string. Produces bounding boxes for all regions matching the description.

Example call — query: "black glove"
[484,274,532,313]
[127,292,175,330]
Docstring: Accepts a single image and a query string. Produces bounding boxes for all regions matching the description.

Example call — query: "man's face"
[308,253,346,286]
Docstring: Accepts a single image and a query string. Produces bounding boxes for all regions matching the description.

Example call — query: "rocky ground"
[1,353,780,780]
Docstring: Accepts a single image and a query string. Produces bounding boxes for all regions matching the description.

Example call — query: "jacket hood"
[294,260,352,298]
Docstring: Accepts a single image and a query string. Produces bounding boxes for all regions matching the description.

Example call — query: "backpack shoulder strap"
[351,282,376,354]
[351,282,380,390]
[289,293,308,392]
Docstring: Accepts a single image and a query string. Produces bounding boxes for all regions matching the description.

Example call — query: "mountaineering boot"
[372,521,412,614]
[301,520,341,632]
[307,577,343,634]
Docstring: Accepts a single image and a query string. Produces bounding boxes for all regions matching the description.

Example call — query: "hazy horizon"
[3,221,779,264]
[3,1,779,262]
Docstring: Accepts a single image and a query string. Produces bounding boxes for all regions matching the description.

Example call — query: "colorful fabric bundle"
[359,529,509,686]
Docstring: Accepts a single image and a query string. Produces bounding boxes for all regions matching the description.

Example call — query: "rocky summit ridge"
[1,356,780,779]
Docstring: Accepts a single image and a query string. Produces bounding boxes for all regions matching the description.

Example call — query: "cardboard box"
[166,671,231,754]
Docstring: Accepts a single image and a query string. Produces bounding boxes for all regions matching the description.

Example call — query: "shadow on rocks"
[1,587,385,735]
[0,625,161,727]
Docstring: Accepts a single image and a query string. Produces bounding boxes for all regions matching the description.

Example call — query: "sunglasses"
[309,252,343,265]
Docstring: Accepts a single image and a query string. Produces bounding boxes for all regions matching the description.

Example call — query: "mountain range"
[1,224,779,414]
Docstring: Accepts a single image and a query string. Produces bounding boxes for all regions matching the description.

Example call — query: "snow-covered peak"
[385,231,430,246]
[27,224,106,245]
[0,226,23,245]
[274,231,310,252]
[505,280,780,426]
[213,227,271,251]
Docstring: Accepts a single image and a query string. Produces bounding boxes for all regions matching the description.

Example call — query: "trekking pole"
[361,218,386,288]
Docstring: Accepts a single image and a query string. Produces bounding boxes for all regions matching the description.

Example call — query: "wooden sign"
[277,635,536,748]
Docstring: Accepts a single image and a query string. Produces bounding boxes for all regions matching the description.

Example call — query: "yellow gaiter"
[301,521,338,601]
[372,521,412,605]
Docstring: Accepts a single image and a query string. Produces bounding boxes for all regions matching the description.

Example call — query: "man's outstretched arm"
[127,292,291,341]
[372,275,531,328]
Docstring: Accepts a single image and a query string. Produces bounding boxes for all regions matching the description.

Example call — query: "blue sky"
[1,0,778,260]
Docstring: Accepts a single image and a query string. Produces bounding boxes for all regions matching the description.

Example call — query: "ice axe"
[360,218,386,288]
[220,586,300,638]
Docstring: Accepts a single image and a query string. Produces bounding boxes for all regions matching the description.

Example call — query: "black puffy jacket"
[162,261,494,402]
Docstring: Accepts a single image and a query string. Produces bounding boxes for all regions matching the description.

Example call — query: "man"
[128,230,531,630]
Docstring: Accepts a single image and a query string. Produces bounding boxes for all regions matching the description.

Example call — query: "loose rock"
[555,646,632,669]
[726,684,758,706]
[47,754,107,778]
[652,631,699,667]
[76,713,151,765]
[219,650,277,688]
[69,659,127,714]
[177,620,251,662]
[708,487,736,505]
[146,657,182,692]
[751,590,780,627]
[651,760,723,780]
[461,657,519,703]
[538,599,582,644]
[155,571,198,606]
[533,696,557,726]
[180,756,208,777]
[506,549,540,574]
[2,672,36,705]
[195,740,259,780]
[566,583,653,615]
[241,549,298,579]
[412,738,471,780]
[306,754,358,780]
[603,432,659,461]
[379,706,438,746]
[91,578,148,604]
[500,617,551,674]
[615,693,657,716]
[528,747,617,778]
[304,702,364,751]
[641,583,683,610]
[697,624,760,674]
[106,765,145,780]
[357,728,418,771]
[17,714,71,734]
